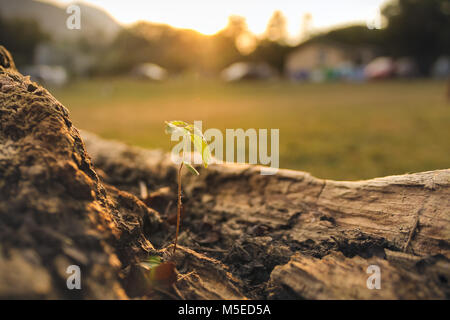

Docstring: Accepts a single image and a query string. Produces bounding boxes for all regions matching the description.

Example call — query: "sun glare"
[54,0,388,38]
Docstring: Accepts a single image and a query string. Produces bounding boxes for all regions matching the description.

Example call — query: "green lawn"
[52,78,450,181]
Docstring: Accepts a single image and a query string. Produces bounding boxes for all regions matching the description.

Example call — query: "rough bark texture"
[0,46,159,299]
[0,46,448,299]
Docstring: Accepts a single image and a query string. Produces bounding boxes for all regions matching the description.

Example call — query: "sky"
[53,0,388,41]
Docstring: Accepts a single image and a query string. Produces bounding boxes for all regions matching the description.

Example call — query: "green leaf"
[190,133,204,162]
[165,120,211,168]
[140,255,161,270]
[170,120,189,129]
[165,121,190,136]
[188,127,211,168]
[201,138,211,168]
[183,161,200,175]
[165,120,189,134]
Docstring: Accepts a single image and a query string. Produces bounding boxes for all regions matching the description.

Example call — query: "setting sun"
[53,0,387,39]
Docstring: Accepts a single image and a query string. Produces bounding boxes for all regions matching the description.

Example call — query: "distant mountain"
[0,0,122,44]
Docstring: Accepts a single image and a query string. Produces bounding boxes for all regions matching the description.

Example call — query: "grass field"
[52,78,450,181]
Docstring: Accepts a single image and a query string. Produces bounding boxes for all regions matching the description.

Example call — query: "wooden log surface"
[82,131,450,299]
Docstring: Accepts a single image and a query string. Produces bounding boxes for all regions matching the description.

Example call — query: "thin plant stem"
[173,162,183,254]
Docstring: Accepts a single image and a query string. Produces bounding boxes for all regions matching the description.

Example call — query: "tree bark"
[0,46,159,299]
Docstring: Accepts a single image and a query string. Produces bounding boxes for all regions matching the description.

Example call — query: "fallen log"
[82,131,450,258]
[82,131,450,299]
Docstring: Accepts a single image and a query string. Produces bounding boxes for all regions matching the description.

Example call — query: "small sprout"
[165,120,211,168]
[140,255,162,270]
[140,256,177,288]
[165,120,210,254]
[183,162,199,176]
[150,261,176,287]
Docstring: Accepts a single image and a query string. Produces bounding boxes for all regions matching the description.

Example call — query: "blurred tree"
[318,25,384,48]
[95,20,244,75]
[0,16,48,67]
[248,40,292,72]
[222,15,257,55]
[203,33,241,72]
[246,11,292,73]
[300,13,313,42]
[95,22,204,74]
[223,15,248,40]
[265,11,288,44]
[204,16,248,70]
[381,0,450,74]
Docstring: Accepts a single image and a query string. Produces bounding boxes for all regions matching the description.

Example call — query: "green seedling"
[140,256,177,288]
[140,255,163,270]
[165,120,211,254]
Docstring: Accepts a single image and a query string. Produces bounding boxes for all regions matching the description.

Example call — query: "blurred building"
[33,43,96,77]
[22,65,68,87]
[285,40,374,82]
